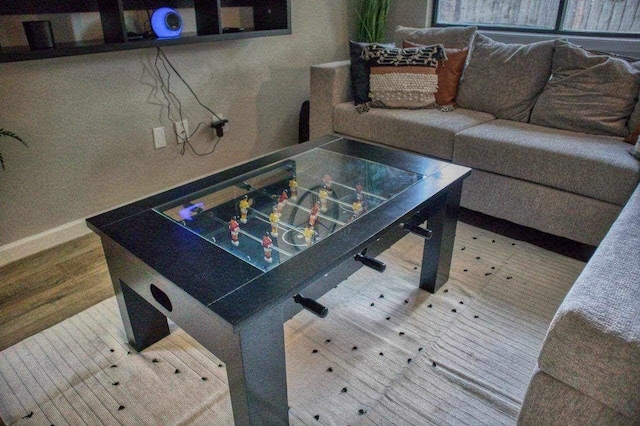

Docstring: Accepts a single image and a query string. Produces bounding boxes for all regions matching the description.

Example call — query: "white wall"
[0,1,356,265]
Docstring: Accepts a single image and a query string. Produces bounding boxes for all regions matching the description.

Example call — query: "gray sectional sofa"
[310,27,640,247]
[310,26,640,424]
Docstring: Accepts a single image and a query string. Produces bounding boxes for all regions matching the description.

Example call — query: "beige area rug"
[0,222,585,425]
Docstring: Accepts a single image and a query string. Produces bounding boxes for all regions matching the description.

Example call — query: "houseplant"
[0,129,27,171]
[356,0,392,43]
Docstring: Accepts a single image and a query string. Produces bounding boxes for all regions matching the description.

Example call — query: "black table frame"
[87,136,471,425]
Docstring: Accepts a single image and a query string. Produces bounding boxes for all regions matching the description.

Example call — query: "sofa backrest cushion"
[456,34,555,122]
[530,40,640,138]
[404,40,469,107]
[394,25,476,50]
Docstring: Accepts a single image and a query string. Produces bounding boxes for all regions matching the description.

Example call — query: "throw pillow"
[362,44,446,109]
[625,125,640,145]
[349,40,395,107]
[530,40,640,137]
[405,40,469,107]
[456,34,556,122]
[394,25,477,50]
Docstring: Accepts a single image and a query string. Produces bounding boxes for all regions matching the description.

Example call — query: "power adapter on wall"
[211,116,229,138]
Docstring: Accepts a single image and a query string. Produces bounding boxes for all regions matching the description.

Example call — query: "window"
[433,0,640,37]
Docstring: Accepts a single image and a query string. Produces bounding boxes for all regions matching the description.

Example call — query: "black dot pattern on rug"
[341,387,348,393]
[312,349,318,354]
[463,269,468,272]
[218,363,223,368]
[202,377,208,381]
[112,382,119,386]
[459,301,464,305]
[110,365,117,368]
[474,315,479,319]
[110,349,115,353]
[386,316,391,320]
[352,346,358,351]
[359,409,366,415]
[152,358,159,363]
[327,367,333,372]
[432,362,437,367]
[485,272,492,276]
[174,369,180,374]
[414,266,418,270]
[379,294,384,298]
[22,412,33,419]
[428,304,432,308]
[379,352,384,356]
[461,246,465,251]
[314,414,320,420]
[325,339,331,343]
[476,256,481,260]
[407,358,412,364]
[418,347,424,352]
[444,289,448,293]
[452,309,457,313]
[118,405,125,411]
[404,299,409,304]
[370,302,375,306]
[507,276,513,280]
[399,331,405,336]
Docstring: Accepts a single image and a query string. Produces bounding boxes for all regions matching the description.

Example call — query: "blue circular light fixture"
[151,7,183,39]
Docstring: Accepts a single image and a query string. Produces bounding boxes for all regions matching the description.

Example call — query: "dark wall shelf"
[0,0,291,63]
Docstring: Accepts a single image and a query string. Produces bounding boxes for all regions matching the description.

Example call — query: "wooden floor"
[0,233,115,353]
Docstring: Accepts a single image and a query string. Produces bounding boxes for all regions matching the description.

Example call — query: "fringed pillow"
[360,44,447,111]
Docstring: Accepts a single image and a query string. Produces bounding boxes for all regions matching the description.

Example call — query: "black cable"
[156,47,224,122]
[153,47,222,157]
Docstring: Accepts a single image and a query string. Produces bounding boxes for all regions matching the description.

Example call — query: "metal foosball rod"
[293,294,329,318]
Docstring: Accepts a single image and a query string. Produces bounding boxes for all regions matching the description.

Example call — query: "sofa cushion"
[362,44,446,109]
[456,34,555,122]
[393,25,476,50]
[537,184,640,419]
[333,102,494,160]
[453,119,640,205]
[519,368,638,425]
[530,40,640,138]
[404,41,469,107]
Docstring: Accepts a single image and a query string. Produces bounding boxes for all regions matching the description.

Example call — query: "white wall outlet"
[152,126,166,149]
[174,119,189,143]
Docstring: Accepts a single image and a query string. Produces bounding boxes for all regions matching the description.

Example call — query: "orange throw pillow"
[404,40,468,107]
[624,125,640,144]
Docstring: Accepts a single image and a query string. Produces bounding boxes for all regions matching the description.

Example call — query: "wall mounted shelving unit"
[0,0,291,63]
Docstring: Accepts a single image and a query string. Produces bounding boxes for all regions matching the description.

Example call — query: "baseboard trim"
[0,219,91,267]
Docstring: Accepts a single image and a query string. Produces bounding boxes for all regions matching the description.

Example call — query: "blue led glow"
[151,7,183,39]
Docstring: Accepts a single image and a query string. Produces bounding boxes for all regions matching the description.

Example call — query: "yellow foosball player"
[239,195,252,224]
[269,206,280,237]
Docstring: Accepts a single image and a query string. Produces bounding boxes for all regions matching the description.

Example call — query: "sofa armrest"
[310,60,353,139]
[535,182,640,419]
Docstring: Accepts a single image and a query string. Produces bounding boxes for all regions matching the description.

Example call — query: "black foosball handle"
[354,252,386,272]
[293,294,328,318]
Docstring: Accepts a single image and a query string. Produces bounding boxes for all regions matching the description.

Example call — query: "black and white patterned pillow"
[360,44,447,110]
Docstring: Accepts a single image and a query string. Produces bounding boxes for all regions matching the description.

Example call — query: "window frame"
[431,0,640,39]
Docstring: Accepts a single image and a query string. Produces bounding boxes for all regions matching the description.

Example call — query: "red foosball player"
[289,177,298,201]
[277,190,288,213]
[269,206,280,237]
[229,217,240,246]
[319,186,329,212]
[239,195,252,224]
[355,183,364,202]
[323,174,333,192]
[309,201,320,226]
[262,233,273,263]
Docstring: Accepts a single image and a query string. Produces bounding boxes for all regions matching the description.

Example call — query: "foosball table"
[87,136,471,424]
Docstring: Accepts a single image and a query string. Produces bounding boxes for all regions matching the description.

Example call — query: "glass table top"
[154,148,425,271]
